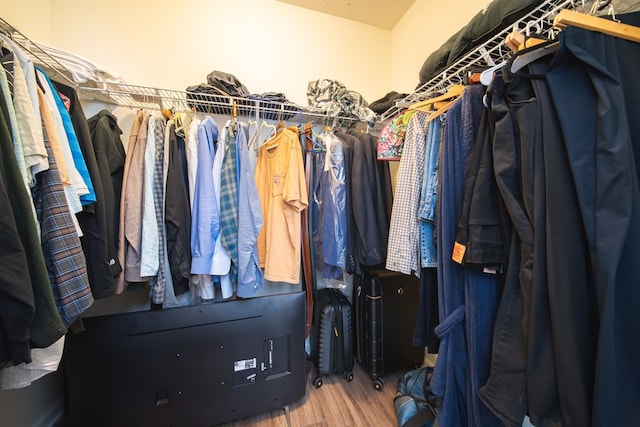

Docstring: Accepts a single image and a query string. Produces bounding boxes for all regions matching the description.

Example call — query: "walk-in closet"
[1,0,639,426]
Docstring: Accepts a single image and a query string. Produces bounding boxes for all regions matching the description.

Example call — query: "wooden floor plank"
[218,363,405,427]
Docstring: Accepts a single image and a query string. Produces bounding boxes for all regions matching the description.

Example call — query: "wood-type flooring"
[218,362,405,427]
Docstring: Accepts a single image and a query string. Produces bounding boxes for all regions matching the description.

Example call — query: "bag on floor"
[394,366,439,427]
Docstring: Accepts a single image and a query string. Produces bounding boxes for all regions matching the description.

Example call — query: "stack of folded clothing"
[307,79,377,124]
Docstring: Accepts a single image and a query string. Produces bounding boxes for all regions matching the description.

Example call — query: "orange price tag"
[452,242,466,264]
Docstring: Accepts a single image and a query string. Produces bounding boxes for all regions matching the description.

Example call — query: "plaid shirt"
[34,126,93,327]
[149,117,167,305]
[386,111,430,277]
[219,122,239,283]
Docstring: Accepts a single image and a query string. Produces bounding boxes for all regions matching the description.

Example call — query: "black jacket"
[55,83,116,298]
[87,109,126,280]
[0,95,35,366]
[454,109,506,271]
[347,130,393,269]
[0,86,66,354]
[164,123,191,295]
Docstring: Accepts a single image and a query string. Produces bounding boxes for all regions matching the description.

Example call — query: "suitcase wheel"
[373,378,384,392]
[313,376,323,388]
[343,370,354,382]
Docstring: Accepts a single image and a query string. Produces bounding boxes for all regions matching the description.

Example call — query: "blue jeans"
[419,116,444,268]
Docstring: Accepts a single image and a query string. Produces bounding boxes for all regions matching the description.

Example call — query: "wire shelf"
[380,0,578,121]
[78,82,364,125]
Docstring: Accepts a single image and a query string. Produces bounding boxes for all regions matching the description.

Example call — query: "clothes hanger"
[303,122,325,153]
[517,19,549,50]
[505,28,525,52]
[509,39,559,74]
[247,117,258,134]
[553,9,640,43]
[478,38,510,87]
[428,96,461,121]
[409,84,465,112]
[161,108,173,120]
[250,119,278,149]
[480,61,506,86]
[229,100,238,137]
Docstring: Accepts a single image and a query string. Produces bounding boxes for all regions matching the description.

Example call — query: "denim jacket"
[419,116,444,267]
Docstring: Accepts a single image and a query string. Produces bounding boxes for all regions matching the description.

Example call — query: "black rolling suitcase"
[354,269,424,391]
[310,287,354,388]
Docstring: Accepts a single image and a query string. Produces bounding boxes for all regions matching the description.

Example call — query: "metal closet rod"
[380,0,577,121]
[78,82,370,126]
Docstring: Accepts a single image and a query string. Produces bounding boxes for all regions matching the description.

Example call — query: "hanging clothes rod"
[78,82,370,126]
[380,0,578,121]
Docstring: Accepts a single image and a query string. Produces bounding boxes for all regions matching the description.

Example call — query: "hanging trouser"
[431,85,501,427]
[546,23,640,427]
[531,58,597,427]
[412,267,440,354]
[478,69,561,427]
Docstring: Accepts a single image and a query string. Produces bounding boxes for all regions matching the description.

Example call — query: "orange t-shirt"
[255,128,308,284]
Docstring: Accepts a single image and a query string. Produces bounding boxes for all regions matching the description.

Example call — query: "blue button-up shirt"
[236,122,264,297]
[190,117,220,274]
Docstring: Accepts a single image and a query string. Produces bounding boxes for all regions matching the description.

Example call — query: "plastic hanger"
[553,9,640,43]
[249,119,278,149]
[247,118,258,133]
[509,39,559,74]
[174,111,188,137]
[303,123,325,153]
[480,61,506,86]
[247,118,258,145]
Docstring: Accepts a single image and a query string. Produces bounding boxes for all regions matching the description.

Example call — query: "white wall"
[2,0,53,43]
[5,0,494,108]
[390,0,491,94]
[44,0,390,107]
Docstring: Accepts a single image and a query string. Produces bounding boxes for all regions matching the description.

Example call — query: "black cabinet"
[64,292,306,426]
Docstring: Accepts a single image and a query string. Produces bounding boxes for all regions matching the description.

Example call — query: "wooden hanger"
[428,97,460,121]
[518,36,548,50]
[554,9,640,43]
[505,30,525,52]
[409,84,465,112]
[229,100,238,137]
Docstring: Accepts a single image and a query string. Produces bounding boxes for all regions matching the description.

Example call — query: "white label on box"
[234,358,257,372]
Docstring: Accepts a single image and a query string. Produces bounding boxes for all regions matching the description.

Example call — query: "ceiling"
[276,0,416,30]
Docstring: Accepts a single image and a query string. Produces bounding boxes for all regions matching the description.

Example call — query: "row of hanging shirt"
[0,33,113,389]
[116,111,314,306]
[0,26,373,384]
